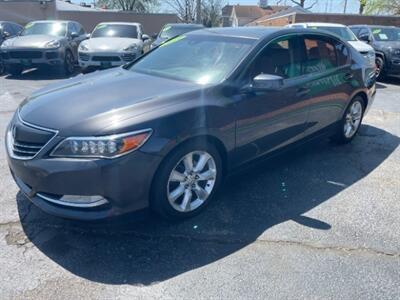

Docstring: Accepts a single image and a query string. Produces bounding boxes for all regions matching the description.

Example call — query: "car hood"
[374,41,400,51]
[19,68,205,136]
[348,40,374,52]
[5,35,63,48]
[83,37,141,52]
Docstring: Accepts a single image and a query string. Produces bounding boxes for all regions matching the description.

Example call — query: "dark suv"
[0,20,87,76]
[0,21,23,74]
[350,25,400,79]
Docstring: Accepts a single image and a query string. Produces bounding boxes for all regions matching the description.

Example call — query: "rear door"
[234,35,311,163]
[298,34,354,136]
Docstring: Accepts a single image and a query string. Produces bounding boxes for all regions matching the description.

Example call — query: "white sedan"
[78,22,151,71]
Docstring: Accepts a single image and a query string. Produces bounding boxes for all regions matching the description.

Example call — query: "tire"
[332,96,365,144]
[375,56,386,80]
[151,140,223,220]
[7,65,23,76]
[60,50,75,75]
[0,60,4,75]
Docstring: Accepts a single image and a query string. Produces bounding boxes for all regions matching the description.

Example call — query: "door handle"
[344,73,354,81]
[296,87,310,97]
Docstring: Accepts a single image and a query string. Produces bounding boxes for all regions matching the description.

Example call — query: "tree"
[288,0,318,9]
[165,0,197,23]
[202,0,225,27]
[96,0,158,11]
[359,0,368,14]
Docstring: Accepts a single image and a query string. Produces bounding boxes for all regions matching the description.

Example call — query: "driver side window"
[249,35,302,81]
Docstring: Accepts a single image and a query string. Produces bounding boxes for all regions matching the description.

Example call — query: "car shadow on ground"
[17,125,399,285]
[3,67,81,81]
[376,76,400,89]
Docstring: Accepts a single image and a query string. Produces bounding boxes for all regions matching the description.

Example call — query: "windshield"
[130,34,255,84]
[311,26,357,41]
[371,27,400,41]
[21,22,66,37]
[92,24,138,39]
[159,25,201,39]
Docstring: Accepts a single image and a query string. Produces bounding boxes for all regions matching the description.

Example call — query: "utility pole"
[196,0,202,24]
[343,0,348,13]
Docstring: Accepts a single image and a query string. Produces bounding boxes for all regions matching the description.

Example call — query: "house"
[221,4,289,27]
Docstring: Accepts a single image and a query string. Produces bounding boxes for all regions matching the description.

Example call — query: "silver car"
[78,22,151,71]
[0,20,87,76]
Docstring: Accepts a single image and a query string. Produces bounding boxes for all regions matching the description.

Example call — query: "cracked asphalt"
[0,69,399,299]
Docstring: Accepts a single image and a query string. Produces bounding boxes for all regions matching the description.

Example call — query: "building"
[221,4,289,27]
[0,0,178,34]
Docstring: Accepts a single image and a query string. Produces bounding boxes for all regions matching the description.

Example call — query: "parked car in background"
[0,21,23,74]
[78,22,151,72]
[151,23,204,49]
[6,27,375,221]
[287,23,376,68]
[0,20,87,76]
[349,25,400,79]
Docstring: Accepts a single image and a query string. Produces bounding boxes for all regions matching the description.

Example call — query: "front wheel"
[332,97,365,144]
[151,141,222,220]
[375,56,385,80]
[60,50,74,75]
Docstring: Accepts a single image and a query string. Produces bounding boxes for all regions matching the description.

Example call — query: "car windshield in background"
[311,26,357,41]
[21,22,66,37]
[371,27,400,41]
[91,24,138,39]
[130,34,255,85]
[159,26,200,39]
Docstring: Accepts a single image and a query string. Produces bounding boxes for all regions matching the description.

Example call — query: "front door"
[234,35,312,164]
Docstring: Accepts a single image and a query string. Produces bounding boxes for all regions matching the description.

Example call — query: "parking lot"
[0,69,399,299]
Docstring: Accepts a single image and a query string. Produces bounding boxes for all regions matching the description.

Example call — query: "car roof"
[164,23,204,28]
[96,22,140,26]
[295,22,346,28]
[189,26,284,39]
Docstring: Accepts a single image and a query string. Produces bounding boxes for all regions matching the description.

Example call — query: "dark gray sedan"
[0,20,87,76]
[6,27,376,221]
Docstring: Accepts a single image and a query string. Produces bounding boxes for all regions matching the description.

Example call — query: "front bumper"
[6,121,163,220]
[78,50,137,68]
[1,48,64,68]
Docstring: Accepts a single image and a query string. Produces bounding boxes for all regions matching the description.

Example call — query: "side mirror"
[70,32,79,39]
[85,33,91,39]
[3,31,11,39]
[151,32,158,39]
[142,34,150,41]
[359,34,371,43]
[252,74,284,91]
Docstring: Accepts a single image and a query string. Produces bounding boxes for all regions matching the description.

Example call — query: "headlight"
[50,129,152,158]
[393,49,400,56]
[79,43,89,51]
[1,39,12,48]
[123,44,138,51]
[45,40,61,49]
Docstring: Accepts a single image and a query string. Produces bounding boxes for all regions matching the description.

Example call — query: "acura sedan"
[6,27,376,221]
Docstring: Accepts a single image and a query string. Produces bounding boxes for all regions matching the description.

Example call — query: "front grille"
[8,114,57,160]
[92,56,120,62]
[79,53,90,61]
[9,51,42,59]
[122,53,136,61]
[45,52,58,59]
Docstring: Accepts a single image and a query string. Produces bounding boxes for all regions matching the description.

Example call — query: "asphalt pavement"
[0,69,399,299]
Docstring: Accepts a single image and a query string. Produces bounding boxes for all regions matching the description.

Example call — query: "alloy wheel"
[167,151,217,212]
[344,101,363,139]
[65,51,74,74]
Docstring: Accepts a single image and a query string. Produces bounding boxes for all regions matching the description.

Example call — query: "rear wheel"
[151,141,222,220]
[60,50,74,75]
[375,56,385,80]
[332,97,365,144]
